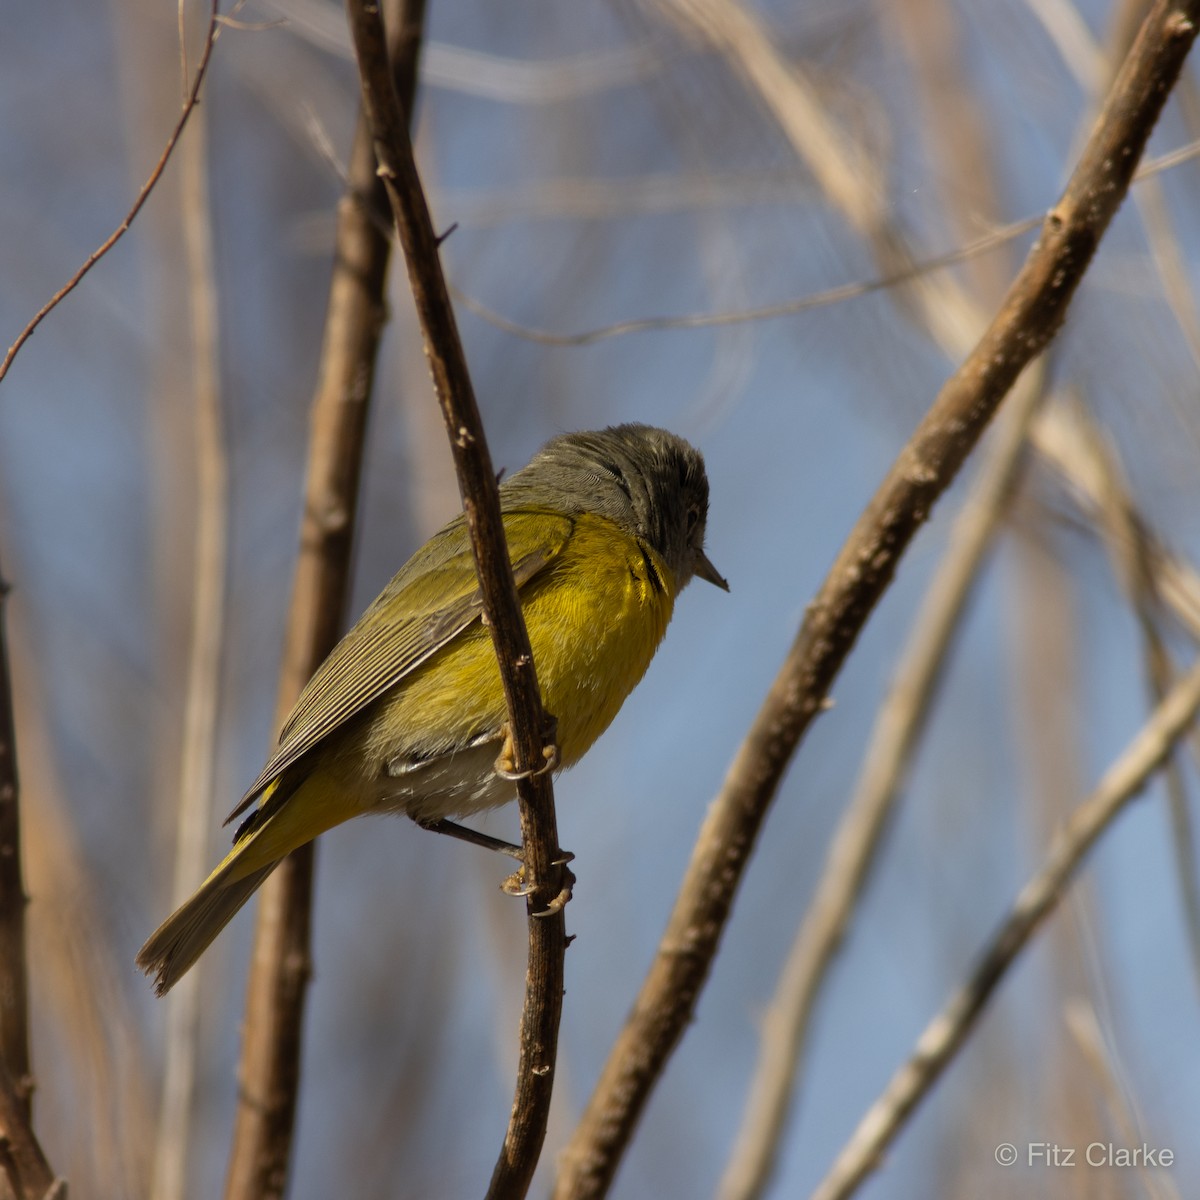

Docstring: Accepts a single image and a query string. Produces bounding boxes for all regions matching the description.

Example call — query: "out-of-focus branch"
[344,4,567,1197]
[0,571,59,1198]
[1064,999,1182,1200]
[554,4,1200,1197]
[1033,402,1200,641]
[151,49,227,1200]
[716,364,1050,1200]
[1075,413,1200,1000]
[0,1,220,388]
[810,652,1200,1200]
[222,4,427,1199]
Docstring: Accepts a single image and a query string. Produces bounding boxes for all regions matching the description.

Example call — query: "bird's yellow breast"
[368,512,677,771]
[523,513,677,763]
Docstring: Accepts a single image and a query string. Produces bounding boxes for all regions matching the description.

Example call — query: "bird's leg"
[415,816,575,911]
[493,714,560,781]
[413,816,524,861]
[501,853,576,914]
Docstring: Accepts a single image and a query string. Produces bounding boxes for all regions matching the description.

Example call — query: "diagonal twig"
[553,3,1200,1196]
[344,2,567,1197]
[716,361,1050,1200]
[811,651,1200,1200]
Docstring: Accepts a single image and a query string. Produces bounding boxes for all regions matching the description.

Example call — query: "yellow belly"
[383,513,674,759]
[225,515,678,871]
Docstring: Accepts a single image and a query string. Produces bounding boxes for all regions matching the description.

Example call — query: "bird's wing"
[225,509,574,824]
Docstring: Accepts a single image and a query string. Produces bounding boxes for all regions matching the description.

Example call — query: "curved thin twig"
[344,3,567,1197]
[0,2,221,387]
[553,3,1200,1196]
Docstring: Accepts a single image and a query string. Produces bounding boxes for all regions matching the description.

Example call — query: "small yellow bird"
[138,424,726,994]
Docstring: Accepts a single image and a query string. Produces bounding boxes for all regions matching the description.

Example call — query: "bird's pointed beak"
[695,549,730,592]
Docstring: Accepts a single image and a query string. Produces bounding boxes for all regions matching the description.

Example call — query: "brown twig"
[553,3,1200,1196]
[810,652,1200,1200]
[0,571,58,1198]
[221,4,427,1199]
[716,363,1050,1200]
[0,1059,59,1200]
[344,3,567,1196]
[0,573,31,1119]
[0,1,220,389]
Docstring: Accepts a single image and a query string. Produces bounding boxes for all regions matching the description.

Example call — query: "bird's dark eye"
[686,504,700,533]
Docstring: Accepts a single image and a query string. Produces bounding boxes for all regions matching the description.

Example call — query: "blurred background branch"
[812,649,1200,1200]
[6,0,1200,1195]
[150,12,227,1196]
[223,3,427,1198]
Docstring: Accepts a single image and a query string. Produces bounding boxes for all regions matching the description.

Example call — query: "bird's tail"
[137,775,305,996]
[136,853,276,997]
[138,765,358,994]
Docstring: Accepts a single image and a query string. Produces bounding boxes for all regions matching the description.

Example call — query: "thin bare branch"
[1030,0,1200,443]
[0,572,31,1120]
[554,3,1200,1196]
[0,1058,59,1200]
[449,136,1200,346]
[810,653,1200,1200]
[0,569,59,1198]
[222,4,427,1199]
[0,2,220,388]
[150,41,227,1200]
[344,3,567,1195]
[1072,413,1200,1000]
[717,363,1050,1200]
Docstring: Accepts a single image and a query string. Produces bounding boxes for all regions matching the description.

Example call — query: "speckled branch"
[344,3,567,1198]
[553,2,1200,1196]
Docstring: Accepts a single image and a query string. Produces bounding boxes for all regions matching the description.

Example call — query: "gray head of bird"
[503,424,728,593]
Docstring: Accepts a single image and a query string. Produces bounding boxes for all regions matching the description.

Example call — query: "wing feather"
[225,509,573,824]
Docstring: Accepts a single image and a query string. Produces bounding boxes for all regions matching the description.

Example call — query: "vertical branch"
[222,4,427,1199]
[554,3,1200,1196]
[0,569,59,1198]
[151,18,227,1197]
[0,578,30,1124]
[344,3,568,1195]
